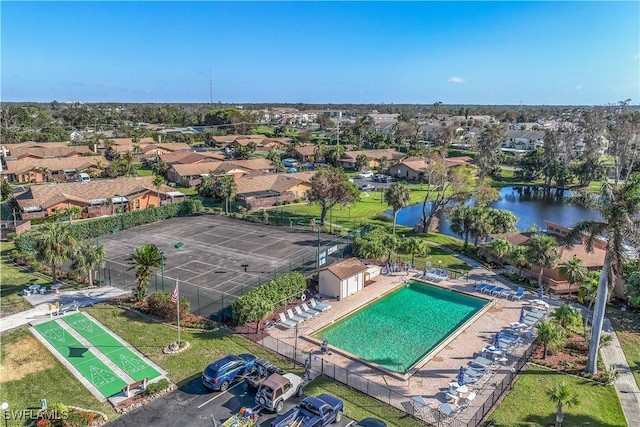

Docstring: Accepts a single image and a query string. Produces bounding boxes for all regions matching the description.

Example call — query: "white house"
[318,258,368,300]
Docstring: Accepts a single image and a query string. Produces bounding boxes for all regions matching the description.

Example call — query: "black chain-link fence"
[97,223,374,320]
[259,333,538,427]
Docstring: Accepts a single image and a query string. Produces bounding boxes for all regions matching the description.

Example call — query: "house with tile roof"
[336,149,406,170]
[1,142,91,161]
[158,151,225,165]
[235,171,315,210]
[288,145,318,162]
[388,156,473,181]
[1,156,110,183]
[479,222,606,295]
[14,176,185,220]
[167,159,275,187]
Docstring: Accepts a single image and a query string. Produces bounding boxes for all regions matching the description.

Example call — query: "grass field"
[304,377,419,427]
[0,327,117,427]
[487,366,626,427]
[0,242,42,315]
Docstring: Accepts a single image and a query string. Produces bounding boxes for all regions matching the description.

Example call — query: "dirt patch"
[431,356,444,362]
[488,307,503,313]
[1,334,56,382]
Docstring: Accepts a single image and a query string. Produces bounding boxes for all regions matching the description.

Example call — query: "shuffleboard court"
[61,312,162,382]
[32,320,128,397]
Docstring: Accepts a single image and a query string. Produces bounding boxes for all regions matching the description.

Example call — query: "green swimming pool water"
[315,282,487,372]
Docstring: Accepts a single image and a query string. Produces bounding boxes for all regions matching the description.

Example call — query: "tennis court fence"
[96,222,374,320]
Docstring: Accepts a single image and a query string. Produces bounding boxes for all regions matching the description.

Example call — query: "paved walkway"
[0,286,129,333]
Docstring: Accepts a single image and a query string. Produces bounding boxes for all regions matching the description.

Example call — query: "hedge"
[232,271,307,324]
[15,199,202,247]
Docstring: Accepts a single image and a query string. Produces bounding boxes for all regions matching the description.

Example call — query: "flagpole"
[176,278,181,347]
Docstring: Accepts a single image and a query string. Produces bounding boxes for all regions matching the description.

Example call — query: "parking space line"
[197,382,245,409]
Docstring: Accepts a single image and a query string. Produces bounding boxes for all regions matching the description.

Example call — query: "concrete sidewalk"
[601,318,640,427]
[0,286,129,333]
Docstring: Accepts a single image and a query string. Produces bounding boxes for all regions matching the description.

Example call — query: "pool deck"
[266,269,539,425]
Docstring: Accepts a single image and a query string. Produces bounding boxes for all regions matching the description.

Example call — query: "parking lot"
[352,176,395,192]
[106,376,354,427]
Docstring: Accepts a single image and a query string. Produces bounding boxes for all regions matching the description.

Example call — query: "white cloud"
[447,76,465,84]
[575,84,582,91]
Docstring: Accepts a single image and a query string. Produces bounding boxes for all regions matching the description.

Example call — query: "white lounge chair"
[286,308,305,323]
[512,287,525,300]
[411,395,430,417]
[302,303,320,316]
[491,286,506,296]
[310,298,331,311]
[482,285,497,294]
[500,288,513,298]
[294,306,313,320]
[278,312,296,328]
[459,392,476,410]
[475,356,495,367]
[439,402,457,417]
[475,283,489,293]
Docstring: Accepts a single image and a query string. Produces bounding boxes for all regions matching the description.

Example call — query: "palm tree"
[577,271,600,333]
[248,296,273,333]
[152,174,166,207]
[487,237,512,267]
[122,151,135,176]
[558,256,588,298]
[536,319,563,360]
[552,303,582,331]
[64,205,83,223]
[401,237,430,265]
[384,182,411,234]
[546,381,579,427]
[507,245,528,276]
[377,156,390,174]
[355,154,369,171]
[565,176,640,374]
[624,272,640,308]
[128,244,165,301]
[526,234,560,288]
[450,205,474,249]
[34,223,77,285]
[71,242,106,287]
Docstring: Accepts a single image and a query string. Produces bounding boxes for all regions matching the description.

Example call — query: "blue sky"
[2,1,638,105]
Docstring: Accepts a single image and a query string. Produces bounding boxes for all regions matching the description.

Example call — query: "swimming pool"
[315,282,488,372]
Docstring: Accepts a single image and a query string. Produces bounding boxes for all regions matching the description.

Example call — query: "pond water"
[390,186,603,237]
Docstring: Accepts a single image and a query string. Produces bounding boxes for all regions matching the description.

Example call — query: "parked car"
[286,167,298,173]
[255,372,304,412]
[271,394,343,427]
[355,419,387,427]
[202,354,257,392]
[373,174,392,183]
[283,158,299,167]
[356,170,374,179]
[359,184,375,191]
[243,358,284,390]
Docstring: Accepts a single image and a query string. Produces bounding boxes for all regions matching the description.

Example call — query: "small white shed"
[319,258,368,300]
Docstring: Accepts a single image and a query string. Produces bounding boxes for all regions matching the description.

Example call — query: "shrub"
[232,271,307,324]
[143,378,170,397]
[28,261,43,272]
[146,291,190,322]
[284,200,292,205]
[6,232,17,241]
[294,198,302,203]
[62,409,95,427]
[36,420,51,427]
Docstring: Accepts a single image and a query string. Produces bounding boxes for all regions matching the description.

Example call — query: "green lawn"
[0,242,43,315]
[0,327,117,427]
[608,305,640,388]
[304,377,419,427]
[133,164,154,177]
[487,366,626,427]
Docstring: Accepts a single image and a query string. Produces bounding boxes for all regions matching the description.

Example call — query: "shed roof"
[321,258,368,281]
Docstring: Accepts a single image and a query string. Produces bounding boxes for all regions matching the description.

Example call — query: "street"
[106,377,354,427]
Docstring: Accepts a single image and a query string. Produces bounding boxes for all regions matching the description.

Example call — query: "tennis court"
[96,214,352,318]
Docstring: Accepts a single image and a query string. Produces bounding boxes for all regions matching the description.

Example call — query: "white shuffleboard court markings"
[89,365,119,387]
[71,318,95,334]
[42,326,66,343]
[119,354,146,374]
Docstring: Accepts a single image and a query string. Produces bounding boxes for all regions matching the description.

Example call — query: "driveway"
[106,377,354,427]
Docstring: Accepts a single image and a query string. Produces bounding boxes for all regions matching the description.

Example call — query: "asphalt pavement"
[106,377,354,427]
